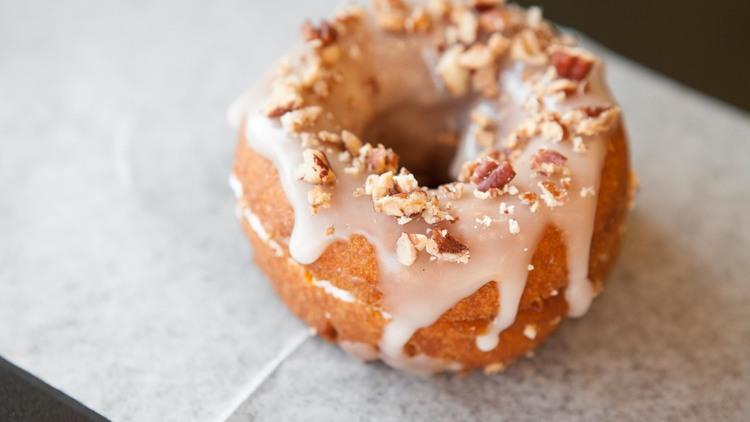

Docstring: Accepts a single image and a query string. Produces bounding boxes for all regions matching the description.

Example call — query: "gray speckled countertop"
[1,1,749,421]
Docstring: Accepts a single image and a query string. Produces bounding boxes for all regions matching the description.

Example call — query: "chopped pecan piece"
[439,182,464,200]
[576,106,620,136]
[478,9,505,32]
[396,233,418,266]
[365,172,394,200]
[279,106,322,133]
[550,49,594,81]
[373,0,409,32]
[363,144,399,174]
[458,44,494,69]
[538,180,567,208]
[525,6,542,28]
[393,170,419,193]
[530,149,568,176]
[317,130,341,147]
[499,201,514,215]
[580,186,596,198]
[539,119,565,142]
[365,171,430,218]
[341,130,363,155]
[437,45,470,96]
[408,233,430,250]
[452,5,479,44]
[301,20,338,46]
[470,0,503,12]
[307,186,331,215]
[349,144,400,175]
[519,191,539,212]
[379,190,429,217]
[582,105,610,117]
[510,29,546,65]
[297,149,336,185]
[508,218,520,234]
[421,195,456,224]
[487,32,511,57]
[476,214,494,227]
[426,229,470,264]
[405,8,432,32]
[263,89,303,118]
[544,78,579,99]
[470,159,516,192]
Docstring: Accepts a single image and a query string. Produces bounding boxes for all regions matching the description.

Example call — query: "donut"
[229,0,633,374]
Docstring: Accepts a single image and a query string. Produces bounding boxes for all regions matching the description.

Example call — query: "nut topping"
[373,0,409,32]
[470,158,516,192]
[458,44,495,69]
[538,180,567,208]
[405,8,432,32]
[264,88,304,118]
[297,149,336,185]
[519,191,540,212]
[508,218,520,234]
[301,20,338,46]
[437,45,470,96]
[530,149,568,177]
[365,172,427,218]
[426,229,470,264]
[341,130,363,155]
[470,0,503,12]
[510,29,546,65]
[438,182,464,200]
[478,9,506,32]
[575,106,620,136]
[396,233,418,266]
[361,144,399,174]
[550,49,594,81]
[452,5,479,44]
[487,32,511,56]
[580,186,596,198]
[280,106,323,133]
[307,186,332,215]
[248,0,625,261]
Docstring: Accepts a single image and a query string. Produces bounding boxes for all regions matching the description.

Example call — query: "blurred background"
[518,0,750,111]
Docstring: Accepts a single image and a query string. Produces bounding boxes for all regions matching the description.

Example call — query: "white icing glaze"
[311,279,356,303]
[232,182,285,258]
[229,173,244,199]
[232,13,617,372]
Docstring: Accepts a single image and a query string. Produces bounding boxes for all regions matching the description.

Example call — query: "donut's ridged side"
[234,125,630,370]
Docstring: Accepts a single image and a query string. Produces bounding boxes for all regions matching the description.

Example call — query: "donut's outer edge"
[233,124,631,371]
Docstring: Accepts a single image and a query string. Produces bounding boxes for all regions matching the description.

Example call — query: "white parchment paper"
[1,1,748,421]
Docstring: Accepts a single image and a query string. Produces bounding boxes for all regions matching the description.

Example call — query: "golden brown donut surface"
[230,1,632,373]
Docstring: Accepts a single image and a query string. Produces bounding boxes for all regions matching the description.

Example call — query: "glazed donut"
[230,0,632,374]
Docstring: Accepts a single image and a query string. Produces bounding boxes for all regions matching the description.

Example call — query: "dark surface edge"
[0,355,109,422]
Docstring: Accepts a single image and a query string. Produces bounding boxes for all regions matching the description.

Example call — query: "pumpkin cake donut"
[229,0,632,374]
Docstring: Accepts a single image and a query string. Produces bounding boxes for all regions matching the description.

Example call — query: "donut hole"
[363,98,473,188]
